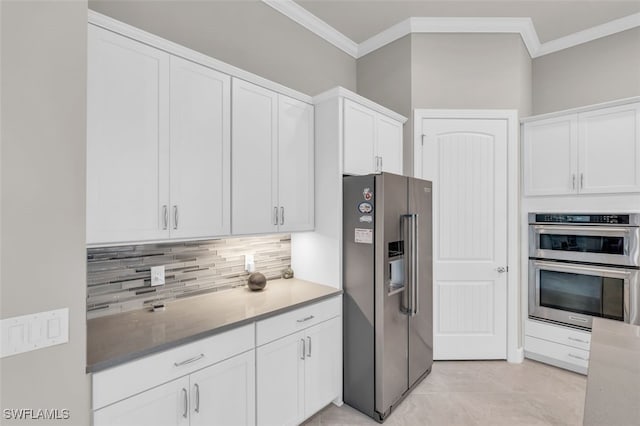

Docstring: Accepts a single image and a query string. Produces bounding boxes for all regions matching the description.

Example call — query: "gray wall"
[356,35,413,176]
[357,33,532,176]
[532,27,640,114]
[89,0,357,96]
[0,1,90,425]
[411,33,532,115]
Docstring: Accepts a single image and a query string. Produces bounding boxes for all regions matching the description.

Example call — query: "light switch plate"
[244,254,255,273]
[151,265,165,286]
[0,308,69,358]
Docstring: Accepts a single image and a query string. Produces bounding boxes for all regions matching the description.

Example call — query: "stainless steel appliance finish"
[343,173,433,422]
[528,213,640,330]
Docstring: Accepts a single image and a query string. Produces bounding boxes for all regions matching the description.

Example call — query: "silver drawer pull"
[568,353,589,362]
[297,315,314,323]
[568,336,589,344]
[568,315,589,323]
[174,353,205,367]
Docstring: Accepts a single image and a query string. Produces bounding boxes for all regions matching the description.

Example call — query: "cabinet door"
[523,115,578,196]
[190,350,255,426]
[377,115,403,175]
[169,56,231,239]
[232,79,278,234]
[256,333,304,426]
[87,25,170,244]
[303,317,341,418]
[93,376,189,426]
[578,103,640,194]
[343,99,376,175]
[278,95,315,232]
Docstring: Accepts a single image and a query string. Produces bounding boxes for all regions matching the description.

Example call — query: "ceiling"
[295,0,640,44]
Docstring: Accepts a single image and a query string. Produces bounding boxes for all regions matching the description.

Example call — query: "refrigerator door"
[408,177,434,385]
[375,173,410,416]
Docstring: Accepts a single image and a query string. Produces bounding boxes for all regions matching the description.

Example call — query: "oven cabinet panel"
[578,103,640,194]
[523,115,578,196]
[525,335,589,375]
[525,319,591,351]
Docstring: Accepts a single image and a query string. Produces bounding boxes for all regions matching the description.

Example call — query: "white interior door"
[418,118,508,359]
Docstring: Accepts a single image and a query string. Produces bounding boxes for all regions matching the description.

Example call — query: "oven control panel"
[534,214,630,225]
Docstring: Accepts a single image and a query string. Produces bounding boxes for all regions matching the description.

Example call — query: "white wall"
[532,27,640,115]
[0,1,90,425]
[89,0,357,96]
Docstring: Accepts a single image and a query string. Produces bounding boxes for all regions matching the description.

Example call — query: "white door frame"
[413,109,523,363]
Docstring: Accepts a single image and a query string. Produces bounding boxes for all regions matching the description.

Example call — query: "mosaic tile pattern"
[87,235,291,319]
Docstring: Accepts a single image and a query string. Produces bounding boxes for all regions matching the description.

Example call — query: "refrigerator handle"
[401,213,418,316]
[400,214,412,315]
[412,213,419,316]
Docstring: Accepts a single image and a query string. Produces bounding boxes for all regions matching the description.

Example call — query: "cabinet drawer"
[92,323,254,410]
[525,319,591,351]
[525,335,590,371]
[256,296,341,346]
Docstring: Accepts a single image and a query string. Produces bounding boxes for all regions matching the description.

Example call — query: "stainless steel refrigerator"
[343,172,433,422]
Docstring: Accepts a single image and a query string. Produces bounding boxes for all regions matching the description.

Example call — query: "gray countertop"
[583,318,640,426]
[87,278,342,373]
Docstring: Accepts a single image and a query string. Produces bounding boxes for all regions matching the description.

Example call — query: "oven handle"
[531,260,633,277]
[532,225,632,236]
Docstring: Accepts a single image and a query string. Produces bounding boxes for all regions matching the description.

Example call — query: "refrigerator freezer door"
[375,173,410,416]
[408,177,434,386]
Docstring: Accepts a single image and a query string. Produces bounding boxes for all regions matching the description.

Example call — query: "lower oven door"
[529,259,639,329]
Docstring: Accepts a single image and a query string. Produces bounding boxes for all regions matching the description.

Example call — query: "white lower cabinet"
[256,315,341,426]
[94,351,255,426]
[524,319,591,375]
[93,376,190,426]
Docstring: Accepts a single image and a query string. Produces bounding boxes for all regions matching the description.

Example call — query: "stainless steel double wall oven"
[528,213,640,329]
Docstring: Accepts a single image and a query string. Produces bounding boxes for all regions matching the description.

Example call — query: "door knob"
[496,267,506,273]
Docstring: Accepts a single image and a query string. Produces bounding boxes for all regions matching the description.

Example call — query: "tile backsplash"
[87,235,291,319]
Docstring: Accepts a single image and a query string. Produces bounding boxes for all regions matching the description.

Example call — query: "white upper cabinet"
[578,103,640,194]
[170,56,231,239]
[523,101,640,196]
[343,98,403,175]
[232,78,314,235]
[523,115,578,196]
[278,96,315,232]
[87,25,231,245]
[87,25,171,244]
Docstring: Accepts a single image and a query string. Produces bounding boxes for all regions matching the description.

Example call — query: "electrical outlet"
[244,255,255,273]
[151,265,165,286]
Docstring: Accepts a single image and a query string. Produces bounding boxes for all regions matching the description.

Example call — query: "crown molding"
[532,12,640,58]
[263,1,640,60]
[358,17,541,57]
[262,0,359,57]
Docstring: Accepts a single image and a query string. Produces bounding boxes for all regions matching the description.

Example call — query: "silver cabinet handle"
[173,205,179,230]
[174,353,205,367]
[162,205,168,230]
[297,315,314,323]
[182,388,188,418]
[300,338,306,360]
[194,383,200,413]
[379,156,383,171]
[280,207,284,225]
[580,173,584,189]
[568,353,589,361]
[496,267,506,273]
[572,174,576,190]
[307,336,312,357]
[273,206,278,226]
[568,336,589,344]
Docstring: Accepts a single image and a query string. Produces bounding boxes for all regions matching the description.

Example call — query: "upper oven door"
[529,225,640,267]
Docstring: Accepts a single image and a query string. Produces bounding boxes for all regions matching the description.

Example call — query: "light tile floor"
[304,359,587,426]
